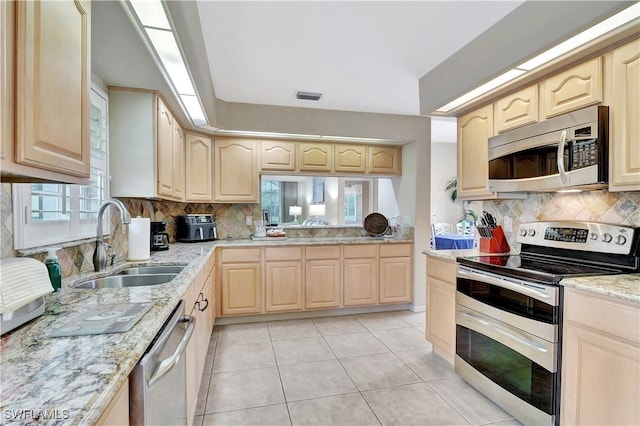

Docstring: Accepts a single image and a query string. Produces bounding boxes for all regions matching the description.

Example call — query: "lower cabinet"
[561,287,639,425]
[305,246,342,309]
[220,248,262,315]
[425,255,457,362]
[343,245,378,306]
[379,244,412,304]
[265,247,303,312]
[95,378,128,426]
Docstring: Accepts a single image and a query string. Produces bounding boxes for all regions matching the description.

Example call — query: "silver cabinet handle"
[457,267,557,305]
[557,130,568,184]
[148,315,195,387]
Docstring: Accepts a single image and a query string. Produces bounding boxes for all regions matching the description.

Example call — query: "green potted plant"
[445,177,478,225]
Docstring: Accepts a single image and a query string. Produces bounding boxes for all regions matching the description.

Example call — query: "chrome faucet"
[93,199,131,271]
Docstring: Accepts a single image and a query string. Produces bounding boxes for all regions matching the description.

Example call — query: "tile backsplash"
[483,190,640,251]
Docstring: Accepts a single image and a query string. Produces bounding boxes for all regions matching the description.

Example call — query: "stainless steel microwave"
[488,105,608,192]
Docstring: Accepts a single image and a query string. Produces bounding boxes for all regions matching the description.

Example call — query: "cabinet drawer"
[221,248,261,263]
[265,246,302,261]
[343,244,378,259]
[380,244,412,258]
[426,256,457,284]
[306,245,340,260]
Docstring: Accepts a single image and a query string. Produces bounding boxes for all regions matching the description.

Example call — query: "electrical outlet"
[503,216,513,233]
[245,215,253,226]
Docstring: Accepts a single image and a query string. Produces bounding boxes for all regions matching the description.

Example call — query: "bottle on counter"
[45,248,62,291]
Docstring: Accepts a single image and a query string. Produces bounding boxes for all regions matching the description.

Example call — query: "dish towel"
[0,258,53,314]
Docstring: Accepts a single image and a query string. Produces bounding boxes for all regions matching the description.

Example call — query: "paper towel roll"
[128,217,151,261]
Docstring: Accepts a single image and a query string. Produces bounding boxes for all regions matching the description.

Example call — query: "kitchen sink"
[74,273,178,289]
[116,265,186,275]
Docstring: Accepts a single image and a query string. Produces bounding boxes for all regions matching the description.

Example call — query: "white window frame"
[12,84,111,250]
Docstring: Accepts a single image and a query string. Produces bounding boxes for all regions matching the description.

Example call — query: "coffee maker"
[150,221,170,251]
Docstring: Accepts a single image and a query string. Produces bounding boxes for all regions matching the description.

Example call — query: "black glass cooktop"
[457,254,623,285]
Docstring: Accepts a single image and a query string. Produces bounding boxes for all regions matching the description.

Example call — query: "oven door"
[455,266,560,426]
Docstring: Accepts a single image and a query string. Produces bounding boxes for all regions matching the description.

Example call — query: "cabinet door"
[172,121,185,200]
[95,378,129,426]
[609,39,640,191]
[185,133,213,202]
[368,146,401,175]
[265,261,303,312]
[221,263,261,315]
[541,57,603,118]
[426,276,456,360]
[495,85,539,133]
[334,145,366,173]
[457,105,495,200]
[261,140,296,171]
[15,0,91,178]
[343,258,378,306]
[379,257,411,303]
[298,143,332,172]
[157,97,174,197]
[214,139,259,202]
[305,259,341,309]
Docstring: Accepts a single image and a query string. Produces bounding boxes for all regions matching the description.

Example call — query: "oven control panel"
[516,221,638,255]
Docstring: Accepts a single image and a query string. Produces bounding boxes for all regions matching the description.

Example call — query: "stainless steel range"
[455,221,640,426]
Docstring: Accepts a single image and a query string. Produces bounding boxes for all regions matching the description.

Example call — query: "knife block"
[479,226,511,254]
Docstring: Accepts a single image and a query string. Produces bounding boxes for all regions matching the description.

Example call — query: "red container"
[479,226,511,254]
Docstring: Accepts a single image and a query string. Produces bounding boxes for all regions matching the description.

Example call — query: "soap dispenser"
[45,248,62,291]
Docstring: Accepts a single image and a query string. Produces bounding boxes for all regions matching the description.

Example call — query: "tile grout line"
[267,321,294,426]
[423,379,475,426]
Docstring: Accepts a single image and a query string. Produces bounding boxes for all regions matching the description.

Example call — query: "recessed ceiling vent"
[296,91,322,101]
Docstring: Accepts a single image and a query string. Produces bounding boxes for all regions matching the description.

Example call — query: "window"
[344,181,368,225]
[261,181,281,224]
[12,86,110,250]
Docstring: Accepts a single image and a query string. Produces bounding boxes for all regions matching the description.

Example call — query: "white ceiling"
[196,1,524,116]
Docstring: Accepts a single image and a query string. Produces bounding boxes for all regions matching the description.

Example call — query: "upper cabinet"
[457,105,496,200]
[214,139,260,203]
[261,140,296,171]
[298,143,333,172]
[1,0,91,184]
[368,146,401,175]
[185,133,213,202]
[334,145,367,173]
[541,57,603,119]
[109,89,184,201]
[609,38,640,192]
[495,85,539,133]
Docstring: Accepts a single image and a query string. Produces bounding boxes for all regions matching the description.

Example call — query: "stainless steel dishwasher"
[130,301,195,425]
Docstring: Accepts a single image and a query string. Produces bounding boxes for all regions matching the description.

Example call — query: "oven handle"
[458,267,558,306]
[148,315,195,387]
[557,130,568,184]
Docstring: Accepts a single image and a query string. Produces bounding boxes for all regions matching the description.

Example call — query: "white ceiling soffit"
[431,116,457,144]
[196,1,523,116]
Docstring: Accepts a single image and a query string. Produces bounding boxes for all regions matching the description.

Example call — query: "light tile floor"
[194,310,522,426]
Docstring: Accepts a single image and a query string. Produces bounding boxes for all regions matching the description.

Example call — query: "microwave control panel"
[572,139,598,169]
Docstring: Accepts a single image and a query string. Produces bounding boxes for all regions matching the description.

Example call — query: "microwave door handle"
[557,130,568,183]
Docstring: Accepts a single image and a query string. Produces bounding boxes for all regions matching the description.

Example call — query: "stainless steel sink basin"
[116,265,186,275]
[74,273,178,289]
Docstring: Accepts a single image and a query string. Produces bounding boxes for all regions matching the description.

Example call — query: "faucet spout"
[93,199,131,271]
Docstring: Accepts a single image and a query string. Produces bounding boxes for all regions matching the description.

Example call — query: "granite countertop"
[423,248,481,261]
[561,274,640,303]
[0,236,414,425]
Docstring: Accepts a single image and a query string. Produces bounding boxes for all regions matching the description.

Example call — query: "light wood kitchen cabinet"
[185,133,214,202]
[541,57,603,119]
[305,246,342,309]
[214,139,260,203]
[368,146,401,175]
[109,89,184,200]
[1,0,90,183]
[425,255,457,362]
[457,105,496,200]
[298,143,333,172]
[561,287,639,426]
[334,145,367,173]
[95,378,129,426]
[220,248,262,315]
[495,85,539,133]
[343,244,378,306]
[261,140,296,171]
[379,244,412,304]
[609,38,640,192]
[265,247,303,312]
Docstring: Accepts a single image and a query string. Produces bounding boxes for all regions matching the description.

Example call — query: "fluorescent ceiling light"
[146,28,195,95]
[436,4,640,113]
[181,95,206,126]
[129,0,170,29]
